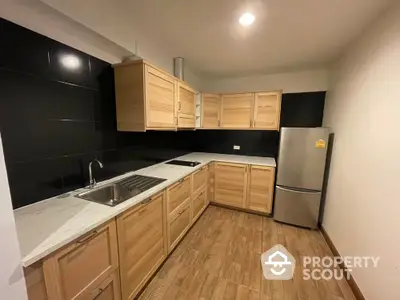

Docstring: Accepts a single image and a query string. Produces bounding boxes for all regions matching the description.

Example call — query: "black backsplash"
[0,18,326,209]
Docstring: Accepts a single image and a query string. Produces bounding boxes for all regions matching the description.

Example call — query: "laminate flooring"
[138,205,356,300]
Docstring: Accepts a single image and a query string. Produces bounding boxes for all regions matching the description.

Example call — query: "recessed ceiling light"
[239,12,255,26]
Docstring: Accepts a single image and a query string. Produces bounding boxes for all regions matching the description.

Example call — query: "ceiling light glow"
[60,54,81,70]
[239,12,255,26]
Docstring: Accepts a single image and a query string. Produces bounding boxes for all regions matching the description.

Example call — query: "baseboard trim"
[320,226,366,300]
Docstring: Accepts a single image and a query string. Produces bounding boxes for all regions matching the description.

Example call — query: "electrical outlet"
[233,145,240,150]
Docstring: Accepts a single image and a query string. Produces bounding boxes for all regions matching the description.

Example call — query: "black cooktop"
[165,160,201,167]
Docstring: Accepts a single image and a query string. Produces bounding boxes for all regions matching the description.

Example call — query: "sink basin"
[76,174,167,206]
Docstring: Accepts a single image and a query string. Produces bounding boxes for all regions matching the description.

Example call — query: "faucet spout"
[89,159,104,188]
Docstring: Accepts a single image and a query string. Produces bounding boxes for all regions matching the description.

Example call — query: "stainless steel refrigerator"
[273,127,330,229]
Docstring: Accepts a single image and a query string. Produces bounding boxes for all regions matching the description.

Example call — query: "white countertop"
[14,152,275,267]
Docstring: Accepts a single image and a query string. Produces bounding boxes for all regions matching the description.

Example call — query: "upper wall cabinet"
[201,94,221,128]
[199,91,282,131]
[220,93,254,129]
[253,92,282,130]
[177,82,196,128]
[113,60,197,132]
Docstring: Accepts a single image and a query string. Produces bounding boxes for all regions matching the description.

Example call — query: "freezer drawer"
[273,186,321,229]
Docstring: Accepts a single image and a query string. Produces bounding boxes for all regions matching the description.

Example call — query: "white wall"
[323,2,400,299]
[201,68,329,93]
[0,135,27,300]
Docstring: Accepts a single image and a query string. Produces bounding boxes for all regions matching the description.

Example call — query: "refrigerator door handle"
[276,186,321,194]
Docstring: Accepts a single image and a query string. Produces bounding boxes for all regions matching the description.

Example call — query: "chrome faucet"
[89,159,104,188]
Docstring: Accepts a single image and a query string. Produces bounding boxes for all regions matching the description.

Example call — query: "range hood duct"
[173,57,184,80]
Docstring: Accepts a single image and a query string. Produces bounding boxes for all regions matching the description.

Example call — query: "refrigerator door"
[274,186,321,229]
[277,127,329,190]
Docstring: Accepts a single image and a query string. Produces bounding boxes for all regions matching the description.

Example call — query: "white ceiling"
[37,0,394,77]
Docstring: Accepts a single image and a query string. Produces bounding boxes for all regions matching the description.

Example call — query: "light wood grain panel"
[253,91,281,130]
[90,271,121,300]
[201,94,221,128]
[220,93,254,129]
[145,65,176,129]
[177,83,196,128]
[168,199,191,250]
[117,193,165,300]
[247,165,275,213]
[114,63,146,132]
[192,188,207,223]
[24,262,47,300]
[208,162,215,204]
[213,162,247,208]
[43,220,118,300]
[193,166,207,196]
[167,176,191,215]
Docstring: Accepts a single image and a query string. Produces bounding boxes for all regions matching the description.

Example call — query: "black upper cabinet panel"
[49,40,91,88]
[280,92,326,128]
[0,19,50,77]
[89,57,112,90]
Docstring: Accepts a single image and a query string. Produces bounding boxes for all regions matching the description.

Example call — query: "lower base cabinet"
[117,192,165,300]
[168,199,191,251]
[90,272,121,300]
[192,188,207,222]
[247,165,275,213]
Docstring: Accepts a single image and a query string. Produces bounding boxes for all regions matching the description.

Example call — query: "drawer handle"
[93,288,104,299]
[141,197,152,205]
[77,230,98,244]
[179,209,185,216]
[179,178,184,183]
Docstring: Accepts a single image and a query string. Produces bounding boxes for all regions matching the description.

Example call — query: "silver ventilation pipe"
[173,57,184,80]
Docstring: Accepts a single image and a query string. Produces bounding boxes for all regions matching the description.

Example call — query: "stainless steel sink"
[76,174,167,206]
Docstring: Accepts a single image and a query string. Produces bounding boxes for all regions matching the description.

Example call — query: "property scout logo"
[261,244,380,281]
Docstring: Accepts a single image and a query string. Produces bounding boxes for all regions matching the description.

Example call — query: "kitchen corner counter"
[14,152,275,267]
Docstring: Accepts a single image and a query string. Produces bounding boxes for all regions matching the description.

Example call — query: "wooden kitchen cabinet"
[168,199,191,250]
[247,165,275,213]
[220,93,254,129]
[208,162,215,203]
[253,91,282,130]
[116,192,165,300]
[43,220,119,300]
[201,94,221,128]
[24,262,47,300]
[177,81,196,128]
[193,165,208,196]
[167,176,191,215]
[214,162,247,208]
[114,60,197,132]
[192,188,207,223]
[89,272,121,300]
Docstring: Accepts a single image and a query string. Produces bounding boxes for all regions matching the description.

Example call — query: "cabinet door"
[117,193,165,300]
[177,83,196,128]
[253,92,281,130]
[208,162,215,204]
[145,65,176,129]
[90,272,121,300]
[247,166,275,213]
[220,93,254,128]
[192,188,207,222]
[193,165,207,196]
[167,176,191,215]
[24,262,47,300]
[214,162,247,208]
[168,199,191,250]
[43,221,119,300]
[201,94,220,128]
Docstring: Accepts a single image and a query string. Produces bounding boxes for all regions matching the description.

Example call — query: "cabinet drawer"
[192,188,207,222]
[167,176,191,214]
[117,193,165,300]
[193,166,207,195]
[89,271,121,300]
[169,200,191,250]
[43,221,119,300]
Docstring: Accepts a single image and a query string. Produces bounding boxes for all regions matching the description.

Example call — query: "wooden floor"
[138,205,356,300]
